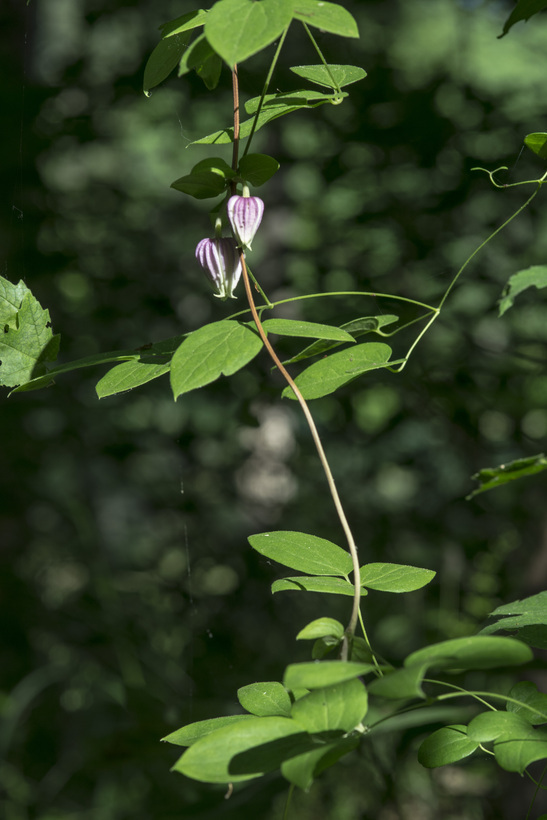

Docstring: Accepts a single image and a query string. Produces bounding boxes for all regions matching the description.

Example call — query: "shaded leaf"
[160,9,208,38]
[360,563,435,593]
[282,342,392,400]
[480,591,547,649]
[404,636,532,672]
[170,320,263,400]
[467,454,547,499]
[293,0,359,37]
[281,735,358,790]
[143,32,191,95]
[499,0,547,37]
[296,618,345,641]
[261,318,354,342]
[205,0,293,67]
[238,153,280,186]
[284,315,398,365]
[312,636,342,660]
[367,664,426,700]
[237,682,292,718]
[418,725,479,768]
[290,63,367,89]
[498,265,547,316]
[468,711,547,773]
[248,530,353,576]
[272,576,355,596]
[507,681,547,726]
[291,678,368,733]
[284,661,376,690]
[178,33,222,90]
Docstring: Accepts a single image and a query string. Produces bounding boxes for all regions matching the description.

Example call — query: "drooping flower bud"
[195,236,242,300]
[227,193,264,251]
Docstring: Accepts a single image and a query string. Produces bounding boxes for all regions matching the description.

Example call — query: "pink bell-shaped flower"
[227,192,264,251]
[195,236,242,300]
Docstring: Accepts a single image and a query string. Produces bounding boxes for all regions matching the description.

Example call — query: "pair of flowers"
[195,194,264,299]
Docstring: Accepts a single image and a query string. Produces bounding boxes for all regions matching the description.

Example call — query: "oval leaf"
[290,64,367,89]
[272,576,356,596]
[418,725,479,768]
[96,360,170,398]
[143,32,191,95]
[404,636,533,672]
[248,530,353,576]
[507,681,547,725]
[162,714,256,747]
[170,320,263,400]
[160,10,208,38]
[468,711,547,773]
[359,563,435,593]
[367,664,427,700]
[237,682,292,717]
[262,318,354,342]
[282,342,392,400]
[281,735,358,790]
[205,0,293,67]
[238,153,280,186]
[284,661,375,690]
[524,132,547,160]
[297,617,345,641]
[293,0,359,38]
[291,678,368,733]
[498,265,547,316]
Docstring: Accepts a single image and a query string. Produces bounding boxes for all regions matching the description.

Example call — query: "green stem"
[525,762,547,818]
[246,263,273,307]
[243,27,289,158]
[302,22,343,97]
[283,784,295,820]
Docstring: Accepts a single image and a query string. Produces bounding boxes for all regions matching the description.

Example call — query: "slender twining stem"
[302,22,343,97]
[243,27,288,158]
[525,763,547,820]
[231,64,240,188]
[232,68,362,648]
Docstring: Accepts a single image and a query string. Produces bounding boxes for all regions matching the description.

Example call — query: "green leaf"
[272,576,356,596]
[0,282,60,388]
[170,320,263,400]
[296,618,345,641]
[284,661,376,690]
[248,531,353,576]
[404,636,533,673]
[205,0,293,68]
[467,711,547,773]
[178,33,222,90]
[291,678,368,734]
[162,714,256,746]
[160,10,208,38]
[282,342,392,400]
[261,318,354,343]
[284,315,398,365]
[467,454,547,499]
[524,132,547,160]
[498,265,547,316]
[143,32,191,95]
[238,153,279,186]
[359,563,435,593]
[237,682,292,718]
[96,361,170,398]
[312,636,342,659]
[499,0,547,37]
[293,0,359,38]
[172,716,311,783]
[480,591,547,649]
[191,90,346,145]
[290,64,367,89]
[171,157,234,198]
[418,725,479,768]
[281,735,359,790]
[367,664,426,700]
[507,682,547,726]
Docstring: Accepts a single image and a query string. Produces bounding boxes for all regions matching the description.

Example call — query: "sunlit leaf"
[291,678,368,733]
[160,9,208,38]
[367,664,426,700]
[467,454,547,499]
[498,265,547,316]
[290,64,366,89]
[507,681,547,726]
[524,132,547,160]
[480,591,547,649]
[178,33,222,90]
[96,360,170,398]
[468,711,547,773]
[261,318,354,342]
[162,714,256,746]
[205,0,293,67]
[170,320,263,399]
[284,315,398,365]
[360,563,435,593]
[499,0,547,37]
[237,682,292,717]
[418,725,479,768]
[249,530,353,576]
[282,342,392,400]
[296,617,345,641]
[404,636,532,672]
[272,576,356,596]
[284,661,376,690]
[293,0,359,38]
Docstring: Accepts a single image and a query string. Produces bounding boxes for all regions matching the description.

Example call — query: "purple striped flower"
[195,236,242,300]
[227,195,264,251]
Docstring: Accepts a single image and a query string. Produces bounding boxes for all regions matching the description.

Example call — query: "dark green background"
[2,0,547,817]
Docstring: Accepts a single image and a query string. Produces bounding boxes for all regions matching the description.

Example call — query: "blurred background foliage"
[1,0,547,817]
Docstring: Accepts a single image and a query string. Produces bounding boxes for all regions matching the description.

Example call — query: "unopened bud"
[227,194,264,251]
[195,236,242,300]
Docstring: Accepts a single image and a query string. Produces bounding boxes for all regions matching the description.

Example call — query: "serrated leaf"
[284,661,376,690]
[282,342,392,400]
[143,32,191,95]
[172,716,311,783]
[293,0,359,38]
[249,531,353,576]
[367,664,427,700]
[507,681,547,726]
[170,320,263,400]
[0,287,60,388]
[297,618,345,641]
[272,576,356,596]
[467,454,547,499]
[498,265,547,316]
[281,735,358,790]
[290,64,366,89]
[418,725,479,768]
[291,678,368,733]
[261,318,354,343]
[359,563,435,593]
[237,682,292,718]
[524,132,547,160]
[404,636,532,672]
[160,9,208,38]
[480,591,547,649]
[499,0,547,37]
[205,0,293,68]
[96,360,170,398]
[162,714,256,746]
[284,315,398,365]
[468,711,547,773]
[238,153,279,186]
